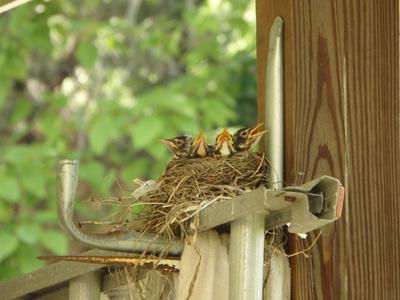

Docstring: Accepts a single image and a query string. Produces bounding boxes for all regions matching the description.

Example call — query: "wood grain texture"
[69,271,101,300]
[256,0,399,299]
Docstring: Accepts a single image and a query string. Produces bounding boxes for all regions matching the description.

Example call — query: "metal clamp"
[198,175,344,234]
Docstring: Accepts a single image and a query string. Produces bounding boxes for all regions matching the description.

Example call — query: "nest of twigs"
[130,151,270,239]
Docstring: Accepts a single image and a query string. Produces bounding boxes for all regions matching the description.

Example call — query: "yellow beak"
[193,131,208,157]
[249,123,267,139]
[217,128,233,144]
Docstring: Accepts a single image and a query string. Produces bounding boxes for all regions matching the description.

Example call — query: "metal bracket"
[198,175,344,234]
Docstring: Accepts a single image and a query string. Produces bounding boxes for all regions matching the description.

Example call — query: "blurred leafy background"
[0,0,256,280]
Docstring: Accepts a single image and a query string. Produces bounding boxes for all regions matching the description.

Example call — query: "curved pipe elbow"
[57,160,183,256]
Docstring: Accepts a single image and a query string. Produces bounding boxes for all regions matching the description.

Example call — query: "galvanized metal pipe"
[57,160,183,255]
[229,16,284,300]
[265,16,284,191]
[264,16,286,300]
[229,214,265,300]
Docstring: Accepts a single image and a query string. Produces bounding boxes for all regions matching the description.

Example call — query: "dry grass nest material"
[131,151,270,239]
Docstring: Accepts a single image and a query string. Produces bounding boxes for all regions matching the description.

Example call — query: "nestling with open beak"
[233,123,266,152]
[160,135,193,159]
[214,128,235,157]
[189,131,210,158]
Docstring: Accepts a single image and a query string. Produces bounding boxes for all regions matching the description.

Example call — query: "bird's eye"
[240,130,248,137]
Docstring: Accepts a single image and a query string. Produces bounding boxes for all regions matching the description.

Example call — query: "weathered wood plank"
[69,271,101,300]
[35,287,69,300]
[102,268,176,300]
[256,0,399,299]
[0,249,136,299]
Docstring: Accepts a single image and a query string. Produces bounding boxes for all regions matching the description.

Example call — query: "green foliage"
[0,0,256,280]
[38,230,68,256]
[0,232,19,262]
[77,41,98,68]
[0,176,20,202]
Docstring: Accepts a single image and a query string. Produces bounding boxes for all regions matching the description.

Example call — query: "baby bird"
[160,135,193,159]
[189,131,210,158]
[233,123,266,152]
[214,128,235,157]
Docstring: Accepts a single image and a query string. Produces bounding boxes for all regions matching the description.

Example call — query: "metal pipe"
[263,16,286,300]
[229,16,284,300]
[265,16,284,191]
[57,160,183,255]
[229,214,265,299]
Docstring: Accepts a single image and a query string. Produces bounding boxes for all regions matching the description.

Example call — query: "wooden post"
[256,0,399,299]
[69,271,101,300]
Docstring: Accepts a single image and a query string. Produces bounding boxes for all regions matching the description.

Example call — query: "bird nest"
[129,151,270,239]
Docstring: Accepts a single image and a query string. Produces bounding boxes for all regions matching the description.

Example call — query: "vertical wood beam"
[69,271,101,300]
[256,0,399,299]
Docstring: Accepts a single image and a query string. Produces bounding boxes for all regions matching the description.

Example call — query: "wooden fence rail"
[0,249,159,300]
